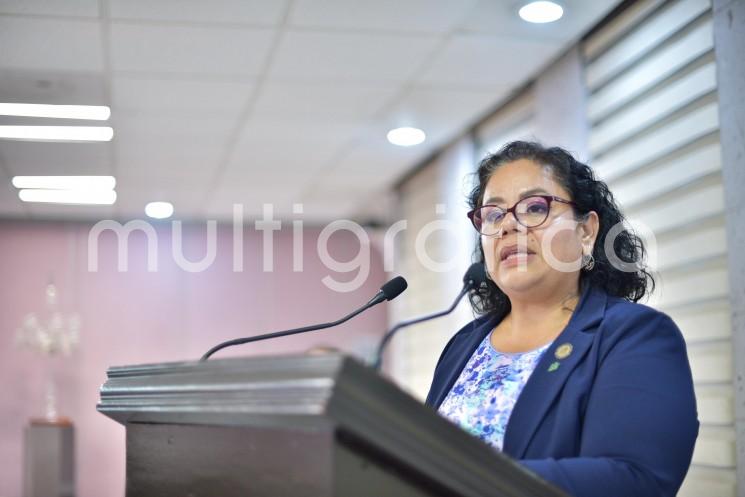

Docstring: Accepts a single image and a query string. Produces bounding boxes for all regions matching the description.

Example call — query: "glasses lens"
[516,196,550,227]
[475,206,505,235]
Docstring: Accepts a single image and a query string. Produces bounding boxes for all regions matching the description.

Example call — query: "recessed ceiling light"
[519,1,564,23]
[0,125,114,142]
[145,201,174,219]
[18,189,117,205]
[12,176,116,190]
[0,103,111,120]
[386,127,426,147]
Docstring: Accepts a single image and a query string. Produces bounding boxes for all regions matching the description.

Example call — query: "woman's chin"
[495,270,543,295]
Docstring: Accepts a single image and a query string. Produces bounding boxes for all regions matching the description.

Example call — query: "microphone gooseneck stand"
[200,276,408,361]
[372,263,486,371]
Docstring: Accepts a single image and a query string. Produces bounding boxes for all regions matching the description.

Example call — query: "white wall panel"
[592,101,719,182]
[667,300,732,343]
[611,139,721,208]
[696,385,735,425]
[390,137,478,400]
[586,0,710,90]
[589,18,714,122]
[679,467,737,497]
[585,0,734,490]
[654,264,729,310]
[590,61,717,155]
[654,225,727,271]
[582,0,667,60]
[627,182,724,234]
[687,340,734,384]
[693,427,737,467]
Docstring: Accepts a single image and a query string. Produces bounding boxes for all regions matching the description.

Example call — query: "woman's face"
[480,159,597,299]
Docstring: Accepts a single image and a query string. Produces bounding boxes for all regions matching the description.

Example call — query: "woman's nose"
[499,210,521,235]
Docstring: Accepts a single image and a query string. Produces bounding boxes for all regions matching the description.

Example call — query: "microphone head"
[463,263,487,288]
[380,276,408,301]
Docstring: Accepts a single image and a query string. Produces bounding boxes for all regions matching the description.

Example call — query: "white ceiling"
[0,0,620,223]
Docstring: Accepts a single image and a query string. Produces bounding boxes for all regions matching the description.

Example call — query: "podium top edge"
[105,353,356,378]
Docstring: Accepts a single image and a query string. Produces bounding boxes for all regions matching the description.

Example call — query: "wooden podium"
[98,354,567,497]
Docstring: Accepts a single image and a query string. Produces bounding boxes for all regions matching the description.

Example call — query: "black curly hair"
[468,141,654,316]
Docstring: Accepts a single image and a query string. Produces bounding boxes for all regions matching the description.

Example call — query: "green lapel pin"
[547,361,560,372]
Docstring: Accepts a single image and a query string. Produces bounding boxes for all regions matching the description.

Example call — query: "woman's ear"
[580,211,600,250]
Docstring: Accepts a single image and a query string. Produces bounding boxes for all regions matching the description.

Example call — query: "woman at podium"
[426,141,698,497]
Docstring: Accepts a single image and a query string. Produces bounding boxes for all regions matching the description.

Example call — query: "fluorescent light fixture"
[12,176,116,191]
[18,189,117,205]
[145,201,174,219]
[519,1,564,23]
[386,127,426,147]
[0,103,110,120]
[0,126,113,142]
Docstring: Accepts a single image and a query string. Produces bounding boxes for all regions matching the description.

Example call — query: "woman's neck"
[495,283,580,351]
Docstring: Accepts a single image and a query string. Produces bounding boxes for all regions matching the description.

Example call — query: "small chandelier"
[16,283,80,357]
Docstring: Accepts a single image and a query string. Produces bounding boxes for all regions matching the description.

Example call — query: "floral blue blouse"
[438,332,551,451]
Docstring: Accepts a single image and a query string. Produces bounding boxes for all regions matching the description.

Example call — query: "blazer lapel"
[502,285,607,458]
[430,316,497,408]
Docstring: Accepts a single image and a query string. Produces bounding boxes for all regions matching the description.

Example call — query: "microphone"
[200,276,408,361]
[371,263,486,371]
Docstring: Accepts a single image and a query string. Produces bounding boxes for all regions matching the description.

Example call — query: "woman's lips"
[500,252,534,268]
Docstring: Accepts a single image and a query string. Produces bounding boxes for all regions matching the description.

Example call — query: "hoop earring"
[582,253,595,271]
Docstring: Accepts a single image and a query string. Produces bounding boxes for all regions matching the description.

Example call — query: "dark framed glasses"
[467,195,576,236]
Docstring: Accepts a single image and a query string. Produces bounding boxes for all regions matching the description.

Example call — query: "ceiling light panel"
[519,1,564,24]
[0,126,113,142]
[11,176,116,190]
[144,201,174,219]
[0,103,110,120]
[387,127,426,146]
[18,189,117,205]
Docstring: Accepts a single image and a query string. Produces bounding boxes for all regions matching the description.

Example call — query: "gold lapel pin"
[555,343,573,360]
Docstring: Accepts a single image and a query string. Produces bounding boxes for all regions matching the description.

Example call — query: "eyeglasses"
[467,195,576,236]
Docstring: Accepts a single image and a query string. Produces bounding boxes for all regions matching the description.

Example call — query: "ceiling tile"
[206,184,305,219]
[114,184,208,219]
[332,132,425,176]
[0,69,107,105]
[306,131,428,205]
[381,87,511,146]
[222,163,327,191]
[237,117,366,144]
[224,150,332,184]
[116,160,217,187]
[0,17,103,71]
[461,0,620,41]
[418,34,557,89]
[267,30,439,84]
[253,82,397,120]
[0,0,625,223]
[0,141,112,176]
[289,0,479,34]
[110,23,275,76]
[113,113,236,144]
[112,77,254,117]
[0,178,26,218]
[25,203,116,221]
[116,140,222,180]
[391,88,504,124]
[298,188,370,221]
[311,169,395,194]
[223,117,365,180]
[108,0,288,26]
[0,0,98,17]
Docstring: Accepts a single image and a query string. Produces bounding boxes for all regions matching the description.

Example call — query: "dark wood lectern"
[98,354,567,497]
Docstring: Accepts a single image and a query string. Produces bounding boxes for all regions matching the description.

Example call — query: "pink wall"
[0,219,389,497]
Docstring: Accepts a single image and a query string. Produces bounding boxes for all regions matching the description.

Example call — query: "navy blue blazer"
[426,285,698,497]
